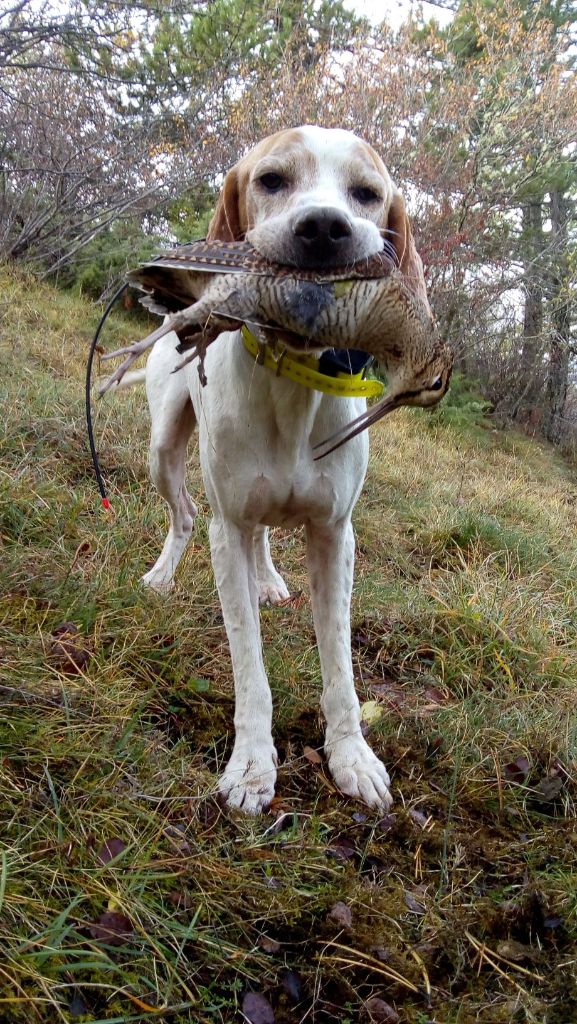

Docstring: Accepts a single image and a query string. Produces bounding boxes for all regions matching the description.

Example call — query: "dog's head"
[208,125,429,309]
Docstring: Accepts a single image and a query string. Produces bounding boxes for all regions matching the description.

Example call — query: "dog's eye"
[430,375,444,391]
[352,186,381,204]
[259,173,285,192]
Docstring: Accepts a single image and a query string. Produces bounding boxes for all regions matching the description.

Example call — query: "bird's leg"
[98,311,193,396]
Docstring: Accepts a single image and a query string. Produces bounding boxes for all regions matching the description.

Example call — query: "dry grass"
[1,265,576,1023]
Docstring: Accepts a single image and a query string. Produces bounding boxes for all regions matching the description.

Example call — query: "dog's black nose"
[293,208,353,264]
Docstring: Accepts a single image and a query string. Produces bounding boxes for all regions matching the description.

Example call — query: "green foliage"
[62,220,159,298]
[166,186,217,244]
[134,0,364,113]
[423,372,492,430]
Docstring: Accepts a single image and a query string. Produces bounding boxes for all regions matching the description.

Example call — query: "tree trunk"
[543,190,572,444]
[515,199,544,418]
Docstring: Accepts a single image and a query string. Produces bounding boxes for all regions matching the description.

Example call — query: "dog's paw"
[257,576,290,606]
[327,736,393,811]
[219,748,278,815]
[140,569,175,592]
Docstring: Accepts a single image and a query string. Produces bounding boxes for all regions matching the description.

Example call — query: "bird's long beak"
[313,389,402,459]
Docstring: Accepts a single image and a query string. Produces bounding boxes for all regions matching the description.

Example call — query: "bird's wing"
[130,239,396,282]
[149,239,263,274]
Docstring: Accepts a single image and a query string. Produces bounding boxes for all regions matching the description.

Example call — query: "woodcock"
[100,239,453,455]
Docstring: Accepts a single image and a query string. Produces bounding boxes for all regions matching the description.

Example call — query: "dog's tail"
[99,368,147,392]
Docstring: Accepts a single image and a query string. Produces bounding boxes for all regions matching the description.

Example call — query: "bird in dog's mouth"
[99,238,453,455]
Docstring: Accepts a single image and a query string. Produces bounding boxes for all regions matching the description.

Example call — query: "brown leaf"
[424,684,448,704]
[49,623,90,675]
[404,891,426,915]
[89,911,133,946]
[496,939,536,963]
[326,840,357,862]
[533,774,563,803]
[167,889,195,910]
[503,756,530,783]
[96,838,126,865]
[371,946,393,962]
[303,745,322,765]
[409,808,429,828]
[257,935,281,954]
[363,996,400,1023]
[368,681,406,709]
[376,813,397,834]
[242,991,275,1024]
[328,901,353,929]
[52,622,79,638]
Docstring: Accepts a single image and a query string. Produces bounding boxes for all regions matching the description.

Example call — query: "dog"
[140,126,431,813]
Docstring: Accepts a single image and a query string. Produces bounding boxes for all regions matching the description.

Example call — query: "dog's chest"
[241,469,340,527]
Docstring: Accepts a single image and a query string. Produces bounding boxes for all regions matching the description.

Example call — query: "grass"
[1,264,576,1023]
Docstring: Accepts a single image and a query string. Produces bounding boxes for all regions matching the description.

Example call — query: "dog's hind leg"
[254,526,290,605]
[142,335,198,591]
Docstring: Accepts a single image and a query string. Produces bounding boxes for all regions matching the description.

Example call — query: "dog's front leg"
[306,521,393,810]
[209,518,278,813]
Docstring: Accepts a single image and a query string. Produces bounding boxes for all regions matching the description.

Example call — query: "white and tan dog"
[141,126,430,813]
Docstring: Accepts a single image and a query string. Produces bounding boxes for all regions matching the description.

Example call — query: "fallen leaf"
[96,838,127,865]
[328,901,353,929]
[533,774,563,803]
[167,889,195,910]
[363,996,400,1023]
[281,969,303,1003]
[48,623,90,674]
[409,808,429,828]
[496,939,536,962]
[376,813,397,834]
[303,745,322,765]
[423,684,448,704]
[326,840,357,862]
[368,682,406,708]
[257,935,281,954]
[187,677,210,693]
[163,824,193,853]
[503,756,530,783]
[89,911,133,946]
[242,991,275,1024]
[360,700,383,725]
[371,946,393,962]
[404,891,426,915]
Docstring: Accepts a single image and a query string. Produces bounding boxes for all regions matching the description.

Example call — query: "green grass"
[1,265,576,1023]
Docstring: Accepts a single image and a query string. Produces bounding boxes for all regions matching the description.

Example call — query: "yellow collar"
[241,326,384,399]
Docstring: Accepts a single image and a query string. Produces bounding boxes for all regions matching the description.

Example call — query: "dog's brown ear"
[207,167,246,242]
[386,191,431,312]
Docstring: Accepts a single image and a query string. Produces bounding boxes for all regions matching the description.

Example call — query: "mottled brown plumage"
[100,239,453,453]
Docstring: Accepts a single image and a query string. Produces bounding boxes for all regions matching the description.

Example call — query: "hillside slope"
[1,267,576,1023]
